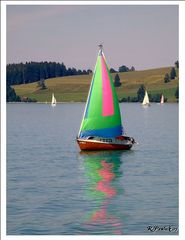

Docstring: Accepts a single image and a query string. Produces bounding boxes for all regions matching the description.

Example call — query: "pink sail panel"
[101,55,114,116]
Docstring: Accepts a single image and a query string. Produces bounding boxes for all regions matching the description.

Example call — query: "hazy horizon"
[7,5,178,71]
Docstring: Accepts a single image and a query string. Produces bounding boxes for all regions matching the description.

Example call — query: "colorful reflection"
[80,151,124,234]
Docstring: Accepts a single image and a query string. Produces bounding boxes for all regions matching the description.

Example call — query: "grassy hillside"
[13,67,178,102]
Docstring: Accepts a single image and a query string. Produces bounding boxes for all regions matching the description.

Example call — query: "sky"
[6,4,179,71]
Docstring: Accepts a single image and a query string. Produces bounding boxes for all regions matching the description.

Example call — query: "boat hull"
[76,139,133,151]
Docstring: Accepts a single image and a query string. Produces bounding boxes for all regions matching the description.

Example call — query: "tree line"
[6,61,135,102]
[7,84,21,102]
[6,61,92,86]
[164,60,179,83]
[110,65,135,73]
[7,61,134,86]
[7,60,178,102]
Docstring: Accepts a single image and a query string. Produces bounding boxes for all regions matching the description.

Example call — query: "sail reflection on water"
[79,151,124,234]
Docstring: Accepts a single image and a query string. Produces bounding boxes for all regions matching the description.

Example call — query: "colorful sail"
[78,48,123,138]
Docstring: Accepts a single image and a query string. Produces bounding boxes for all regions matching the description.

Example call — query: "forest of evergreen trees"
[6,61,92,86]
[6,61,135,86]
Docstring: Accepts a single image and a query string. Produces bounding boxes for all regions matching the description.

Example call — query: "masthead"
[98,44,103,55]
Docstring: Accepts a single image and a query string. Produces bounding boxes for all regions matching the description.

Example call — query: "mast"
[98,43,103,55]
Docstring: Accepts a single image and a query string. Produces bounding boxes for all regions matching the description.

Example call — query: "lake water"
[7,103,179,235]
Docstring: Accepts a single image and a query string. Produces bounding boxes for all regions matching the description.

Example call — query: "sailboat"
[76,45,136,151]
[160,94,164,104]
[142,90,150,106]
[51,93,57,107]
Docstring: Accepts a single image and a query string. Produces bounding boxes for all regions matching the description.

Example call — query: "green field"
[13,67,179,102]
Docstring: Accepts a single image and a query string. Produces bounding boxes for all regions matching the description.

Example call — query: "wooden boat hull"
[77,139,133,151]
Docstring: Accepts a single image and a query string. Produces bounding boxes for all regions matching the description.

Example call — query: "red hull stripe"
[77,140,132,151]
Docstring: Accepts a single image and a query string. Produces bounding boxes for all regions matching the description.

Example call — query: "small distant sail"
[142,90,150,106]
[160,94,164,104]
[51,93,57,107]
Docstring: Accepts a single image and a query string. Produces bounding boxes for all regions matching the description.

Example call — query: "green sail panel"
[78,51,123,138]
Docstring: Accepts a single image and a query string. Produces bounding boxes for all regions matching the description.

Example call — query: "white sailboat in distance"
[51,93,57,107]
[160,94,164,104]
[142,90,150,106]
